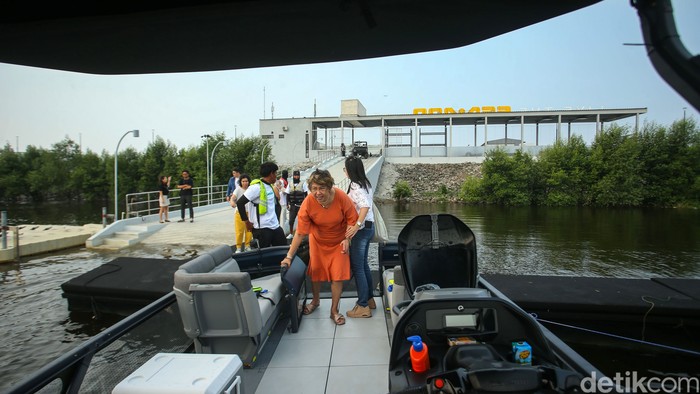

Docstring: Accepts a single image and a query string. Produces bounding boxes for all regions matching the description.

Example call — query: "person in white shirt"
[236,162,286,248]
[229,173,254,253]
[276,169,290,234]
[342,156,377,318]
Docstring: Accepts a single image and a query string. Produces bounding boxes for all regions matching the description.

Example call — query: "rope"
[536,317,700,357]
[641,295,671,341]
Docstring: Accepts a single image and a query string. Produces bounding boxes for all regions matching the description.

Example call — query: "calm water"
[1,203,699,391]
[1,200,108,226]
[382,204,700,278]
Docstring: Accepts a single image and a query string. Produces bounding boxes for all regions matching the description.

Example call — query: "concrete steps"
[90,224,163,250]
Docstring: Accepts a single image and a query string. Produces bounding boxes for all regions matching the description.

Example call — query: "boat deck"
[244,297,391,394]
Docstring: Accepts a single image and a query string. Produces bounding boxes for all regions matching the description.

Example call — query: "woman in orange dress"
[281,169,358,325]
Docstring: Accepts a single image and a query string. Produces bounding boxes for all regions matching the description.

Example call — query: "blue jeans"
[350,223,374,307]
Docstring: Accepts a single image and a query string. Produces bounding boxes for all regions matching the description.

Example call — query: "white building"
[260,100,646,167]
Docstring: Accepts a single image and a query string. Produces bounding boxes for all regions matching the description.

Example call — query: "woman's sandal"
[303,302,320,315]
[330,312,346,325]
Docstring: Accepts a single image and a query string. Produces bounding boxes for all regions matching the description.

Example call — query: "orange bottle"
[407,335,430,373]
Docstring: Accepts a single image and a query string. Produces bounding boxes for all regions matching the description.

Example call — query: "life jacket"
[250,179,275,214]
[288,182,306,205]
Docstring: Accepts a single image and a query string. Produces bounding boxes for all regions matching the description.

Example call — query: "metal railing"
[6,293,185,394]
[311,149,337,163]
[124,184,228,219]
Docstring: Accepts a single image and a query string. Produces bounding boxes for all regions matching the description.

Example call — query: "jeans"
[350,223,374,307]
[180,194,193,219]
[289,204,301,233]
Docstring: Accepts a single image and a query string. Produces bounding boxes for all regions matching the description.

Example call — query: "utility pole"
[201,134,211,203]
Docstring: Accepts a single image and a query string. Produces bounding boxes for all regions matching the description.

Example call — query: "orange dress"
[296,187,359,282]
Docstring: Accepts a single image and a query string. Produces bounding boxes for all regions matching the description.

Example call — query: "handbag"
[372,204,389,243]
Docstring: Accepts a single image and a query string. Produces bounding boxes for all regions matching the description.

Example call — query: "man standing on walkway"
[177,170,194,222]
[225,168,240,202]
[236,162,286,248]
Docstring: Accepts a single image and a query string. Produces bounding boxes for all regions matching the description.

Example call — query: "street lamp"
[114,129,139,220]
[201,134,211,203]
[210,140,226,203]
[261,140,271,163]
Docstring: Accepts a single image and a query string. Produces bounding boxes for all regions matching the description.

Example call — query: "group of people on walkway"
[159,156,377,326]
[158,170,195,223]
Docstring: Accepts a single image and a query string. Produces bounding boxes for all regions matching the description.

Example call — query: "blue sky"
[0,0,698,153]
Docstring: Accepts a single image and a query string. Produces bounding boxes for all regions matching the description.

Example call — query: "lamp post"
[261,140,271,163]
[210,140,226,203]
[114,129,139,220]
[201,134,211,203]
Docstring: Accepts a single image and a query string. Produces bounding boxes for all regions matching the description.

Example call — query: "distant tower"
[271,102,275,119]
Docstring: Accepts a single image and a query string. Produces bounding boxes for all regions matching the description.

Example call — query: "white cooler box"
[112,353,242,394]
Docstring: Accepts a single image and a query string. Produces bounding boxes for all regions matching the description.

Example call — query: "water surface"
[1,203,699,391]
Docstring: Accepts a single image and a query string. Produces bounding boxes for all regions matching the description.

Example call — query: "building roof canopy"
[308,108,646,129]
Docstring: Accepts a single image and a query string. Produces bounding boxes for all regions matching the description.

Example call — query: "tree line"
[0,133,275,208]
[459,119,699,207]
[3,119,698,209]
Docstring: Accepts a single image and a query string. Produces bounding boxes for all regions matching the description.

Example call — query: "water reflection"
[1,200,107,226]
[378,203,700,278]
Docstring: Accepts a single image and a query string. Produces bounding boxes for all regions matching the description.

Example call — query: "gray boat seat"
[173,245,284,367]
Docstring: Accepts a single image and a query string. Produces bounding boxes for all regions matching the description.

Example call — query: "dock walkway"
[0,224,102,262]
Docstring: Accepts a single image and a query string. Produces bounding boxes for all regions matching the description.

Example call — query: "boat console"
[388,289,584,393]
[388,215,586,393]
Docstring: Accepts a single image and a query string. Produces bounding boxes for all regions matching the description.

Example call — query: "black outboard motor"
[398,213,478,296]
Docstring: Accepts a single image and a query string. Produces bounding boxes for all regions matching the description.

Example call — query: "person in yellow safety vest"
[236,161,287,248]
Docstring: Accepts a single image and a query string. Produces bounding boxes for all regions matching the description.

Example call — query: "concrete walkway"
[138,155,382,251]
[139,204,239,249]
[0,224,103,263]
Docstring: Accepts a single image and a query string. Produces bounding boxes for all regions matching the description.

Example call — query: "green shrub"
[459,176,484,204]
[392,180,413,201]
[480,149,534,205]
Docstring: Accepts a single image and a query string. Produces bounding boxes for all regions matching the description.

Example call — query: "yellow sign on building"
[412,106,512,114]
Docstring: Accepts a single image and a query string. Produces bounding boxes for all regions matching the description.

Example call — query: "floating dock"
[482,274,700,352]
[62,254,700,352]
[0,224,102,262]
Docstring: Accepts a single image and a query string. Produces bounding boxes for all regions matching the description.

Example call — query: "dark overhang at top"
[307,108,648,129]
[0,0,600,75]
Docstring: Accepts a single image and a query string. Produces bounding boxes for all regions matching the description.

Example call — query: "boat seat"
[173,246,285,367]
[281,255,308,333]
